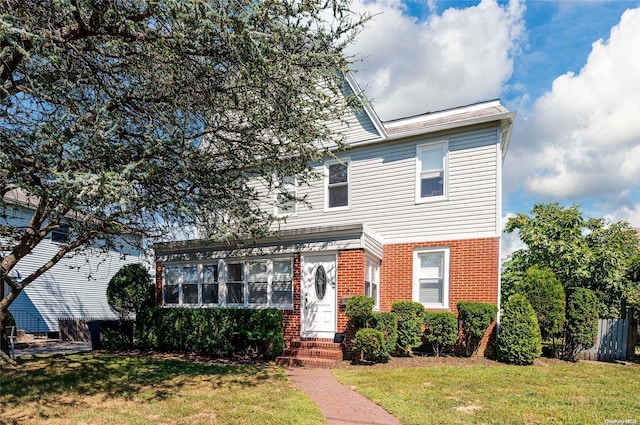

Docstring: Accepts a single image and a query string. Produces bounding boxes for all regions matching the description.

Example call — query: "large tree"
[0,0,367,361]
[503,203,640,318]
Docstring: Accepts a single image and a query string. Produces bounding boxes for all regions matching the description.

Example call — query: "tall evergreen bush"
[391,300,424,355]
[562,287,598,361]
[345,295,374,331]
[517,266,566,343]
[495,294,542,365]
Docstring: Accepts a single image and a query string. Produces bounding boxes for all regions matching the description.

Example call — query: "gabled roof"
[342,74,515,157]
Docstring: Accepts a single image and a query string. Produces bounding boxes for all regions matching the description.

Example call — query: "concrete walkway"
[286,368,401,425]
[14,340,92,357]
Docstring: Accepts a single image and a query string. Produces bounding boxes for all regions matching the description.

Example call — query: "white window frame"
[274,176,298,217]
[416,141,448,203]
[412,247,450,309]
[162,262,220,307]
[324,158,351,211]
[163,258,294,309]
[364,257,380,311]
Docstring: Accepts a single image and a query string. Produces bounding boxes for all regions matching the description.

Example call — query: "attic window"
[51,225,70,243]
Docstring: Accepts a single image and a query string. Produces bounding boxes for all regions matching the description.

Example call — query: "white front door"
[301,254,337,338]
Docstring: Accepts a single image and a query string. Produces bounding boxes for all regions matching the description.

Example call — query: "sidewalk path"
[15,340,92,357]
[286,368,401,425]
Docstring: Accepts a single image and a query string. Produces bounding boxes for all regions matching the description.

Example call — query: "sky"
[344,0,640,256]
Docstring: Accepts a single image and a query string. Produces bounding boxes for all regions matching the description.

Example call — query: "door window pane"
[315,266,327,301]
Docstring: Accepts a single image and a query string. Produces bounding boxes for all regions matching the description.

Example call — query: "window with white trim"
[275,176,297,216]
[226,263,245,305]
[413,248,450,308]
[326,159,350,209]
[163,259,292,308]
[364,258,380,310]
[163,263,219,306]
[416,142,447,201]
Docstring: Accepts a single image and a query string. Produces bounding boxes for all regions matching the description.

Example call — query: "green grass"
[0,354,324,425]
[333,360,640,425]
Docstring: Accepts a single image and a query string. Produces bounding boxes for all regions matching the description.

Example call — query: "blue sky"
[345,0,640,255]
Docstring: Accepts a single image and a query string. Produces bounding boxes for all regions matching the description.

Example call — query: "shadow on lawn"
[0,353,274,403]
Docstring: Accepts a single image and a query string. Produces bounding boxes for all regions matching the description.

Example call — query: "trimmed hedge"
[495,294,542,365]
[367,312,398,360]
[136,308,284,359]
[354,328,385,363]
[457,301,498,356]
[424,311,457,356]
[391,300,424,355]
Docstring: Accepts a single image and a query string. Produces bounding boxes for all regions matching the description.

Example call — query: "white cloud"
[348,0,526,120]
[505,7,640,203]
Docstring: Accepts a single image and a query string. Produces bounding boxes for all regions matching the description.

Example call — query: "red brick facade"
[282,253,302,347]
[379,237,500,354]
[155,236,500,356]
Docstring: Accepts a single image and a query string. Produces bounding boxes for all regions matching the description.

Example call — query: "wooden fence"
[578,318,635,361]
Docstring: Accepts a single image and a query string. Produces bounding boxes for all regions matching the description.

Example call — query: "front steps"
[276,338,342,368]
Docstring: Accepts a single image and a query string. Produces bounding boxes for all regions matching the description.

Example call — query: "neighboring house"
[154,74,515,359]
[2,191,143,335]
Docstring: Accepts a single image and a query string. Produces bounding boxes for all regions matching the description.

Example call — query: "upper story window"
[416,142,448,202]
[275,176,297,217]
[325,159,350,210]
[50,225,70,243]
[413,247,450,309]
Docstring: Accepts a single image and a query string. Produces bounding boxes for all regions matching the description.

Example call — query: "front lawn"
[0,354,324,425]
[333,359,640,425]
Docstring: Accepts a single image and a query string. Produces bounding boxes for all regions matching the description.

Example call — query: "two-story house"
[154,74,515,362]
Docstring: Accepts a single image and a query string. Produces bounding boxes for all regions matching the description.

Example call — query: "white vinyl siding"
[5,206,142,333]
[267,125,500,241]
[413,247,450,309]
[274,176,297,217]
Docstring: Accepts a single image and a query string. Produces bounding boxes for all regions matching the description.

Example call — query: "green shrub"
[102,329,132,352]
[424,311,458,356]
[367,312,398,359]
[391,300,424,355]
[495,294,542,365]
[457,301,498,356]
[1,310,16,355]
[136,308,284,359]
[354,328,385,363]
[345,295,374,331]
[517,266,566,342]
[107,264,155,320]
[562,287,598,361]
